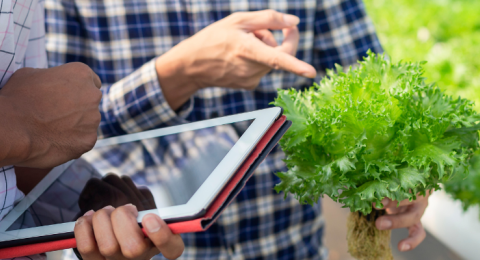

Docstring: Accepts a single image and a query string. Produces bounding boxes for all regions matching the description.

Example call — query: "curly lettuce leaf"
[273,51,480,215]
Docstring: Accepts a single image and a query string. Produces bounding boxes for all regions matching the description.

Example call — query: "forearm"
[98,58,197,139]
[0,97,29,167]
[155,47,200,111]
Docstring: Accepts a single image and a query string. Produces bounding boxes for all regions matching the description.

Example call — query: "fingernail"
[381,198,389,206]
[400,244,411,251]
[126,203,137,210]
[302,72,313,78]
[103,205,114,210]
[379,219,392,229]
[84,210,94,216]
[144,215,161,233]
[75,217,83,225]
[283,14,300,26]
[125,204,139,217]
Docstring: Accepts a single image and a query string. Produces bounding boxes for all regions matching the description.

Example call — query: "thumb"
[231,10,300,31]
[276,27,300,56]
[142,214,184,260]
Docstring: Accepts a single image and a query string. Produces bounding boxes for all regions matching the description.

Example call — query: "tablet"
[0,107,282,247]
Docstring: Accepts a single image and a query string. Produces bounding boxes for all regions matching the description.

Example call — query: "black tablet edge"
[162,208,207,224]
[0,231,74,249]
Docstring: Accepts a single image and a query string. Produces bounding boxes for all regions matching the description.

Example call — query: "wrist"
[155,47,200,111]
[0,96,31,166]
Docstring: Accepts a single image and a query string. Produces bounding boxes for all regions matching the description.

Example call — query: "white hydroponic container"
[422,190,480,259]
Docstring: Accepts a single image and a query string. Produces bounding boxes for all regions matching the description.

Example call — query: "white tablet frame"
[0,107,282,243]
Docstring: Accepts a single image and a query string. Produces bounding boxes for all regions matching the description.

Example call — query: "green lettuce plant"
[363,0,480,225]
[272,51,480,259]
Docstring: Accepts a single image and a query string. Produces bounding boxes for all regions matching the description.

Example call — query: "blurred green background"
[363,0,480,213]
[364,0,480,110]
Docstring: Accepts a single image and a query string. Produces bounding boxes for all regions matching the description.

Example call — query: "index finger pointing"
[248,38,316,78]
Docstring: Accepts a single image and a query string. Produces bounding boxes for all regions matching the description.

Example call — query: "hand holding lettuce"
[273,51,480,259]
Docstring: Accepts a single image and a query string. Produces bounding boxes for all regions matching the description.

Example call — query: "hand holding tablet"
[0,107,290,257]
[75,201,184,260]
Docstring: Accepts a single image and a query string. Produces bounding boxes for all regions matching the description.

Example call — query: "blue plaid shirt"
[44,0,382,259]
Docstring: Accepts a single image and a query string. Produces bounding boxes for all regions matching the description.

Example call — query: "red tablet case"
[0,115,290,258]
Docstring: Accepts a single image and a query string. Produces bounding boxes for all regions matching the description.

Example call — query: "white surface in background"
[422,190,480,260]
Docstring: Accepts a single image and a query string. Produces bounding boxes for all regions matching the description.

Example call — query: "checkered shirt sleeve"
[45,0,382,259]
[96,60,194,139]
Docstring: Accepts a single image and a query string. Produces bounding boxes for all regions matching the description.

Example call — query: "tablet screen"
[6,120,254,231]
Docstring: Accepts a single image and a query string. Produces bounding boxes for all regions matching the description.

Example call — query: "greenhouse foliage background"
[364,0,480,213]
[364,0,480,108]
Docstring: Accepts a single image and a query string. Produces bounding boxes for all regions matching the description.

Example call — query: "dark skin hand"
[0,62,102,169]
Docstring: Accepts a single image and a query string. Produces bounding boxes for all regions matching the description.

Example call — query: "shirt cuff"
[98,58,194,138]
